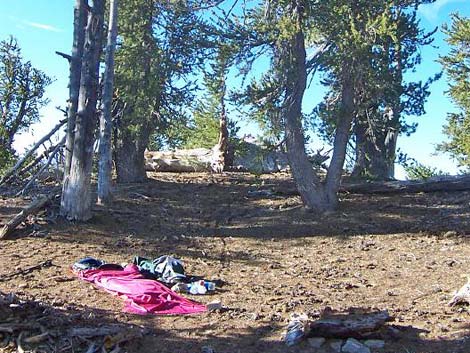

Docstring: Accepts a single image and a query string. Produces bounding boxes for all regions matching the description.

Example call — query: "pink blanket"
[77,264,206,315]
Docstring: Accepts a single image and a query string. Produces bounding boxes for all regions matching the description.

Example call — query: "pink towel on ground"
[78,264,206,315]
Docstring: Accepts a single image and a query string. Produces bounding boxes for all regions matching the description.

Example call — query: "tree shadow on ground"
[2,289,469,353]
[2,172,470,244]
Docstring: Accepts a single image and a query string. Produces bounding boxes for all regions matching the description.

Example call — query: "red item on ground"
[77,264,207,315]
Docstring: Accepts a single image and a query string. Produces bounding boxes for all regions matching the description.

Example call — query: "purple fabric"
[78,264,206,315]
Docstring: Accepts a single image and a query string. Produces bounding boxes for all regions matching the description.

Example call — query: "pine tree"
[437,13,470,169]
[0,37,51,170]
[113,0,213,182]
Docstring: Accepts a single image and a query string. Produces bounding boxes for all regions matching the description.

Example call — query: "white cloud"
[419,0,467,22]
[23,21,62,33]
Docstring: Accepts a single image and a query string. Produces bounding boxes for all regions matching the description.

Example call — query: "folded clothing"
[77,264,206,315]
[133,255,186,283]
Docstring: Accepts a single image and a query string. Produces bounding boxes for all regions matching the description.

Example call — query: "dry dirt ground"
[1,172,470,353]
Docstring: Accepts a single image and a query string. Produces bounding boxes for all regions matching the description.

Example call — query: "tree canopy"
[437,13,470,170]
[0,36,51,169]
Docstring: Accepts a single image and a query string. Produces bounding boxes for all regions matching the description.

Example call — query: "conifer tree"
[437,13,470,169]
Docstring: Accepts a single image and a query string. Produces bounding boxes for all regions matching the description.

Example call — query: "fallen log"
[69,326,125,337]
[343,175,470,194]
[145,143,291,174]
[145,148,213,172]
[276,174,470,196]
[0,194,53,240]
[308,310,391,339]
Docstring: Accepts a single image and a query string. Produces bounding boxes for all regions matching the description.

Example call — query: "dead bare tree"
[63,0,87,181]
[97,0,118,205]
[60,0,105,220]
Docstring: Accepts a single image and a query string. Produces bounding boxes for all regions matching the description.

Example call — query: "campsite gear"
[98,263,124,271]
[171,282,190,293]
[189,280,207,295]
[205,281,216,291]
[133,255,186,283]
[188,280,216,295]
[72,257,105,271]
[284,314,310,346]
[206,300,222,312]
[77,264,206,315]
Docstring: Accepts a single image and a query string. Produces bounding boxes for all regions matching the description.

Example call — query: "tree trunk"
[211,90,229,173]
[352,39,403,181]
[282,24,329,211]
[324,62,355,208]
[115,127,149,183]
[64,0,87,180]
[61,0,105,221]
[97,0,118,205]
[352,109,397,181]
[352,119,367,177]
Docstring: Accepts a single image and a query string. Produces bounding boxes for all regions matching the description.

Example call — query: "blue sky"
[0,0,469,178]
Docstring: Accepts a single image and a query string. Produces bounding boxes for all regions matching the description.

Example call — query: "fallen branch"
[69,326,134,338]
[15,141,62,182]
[0,195,54,240]
[308,310,391,339]
[18,136,65,195]
[0,323,39,333]
[0,119,66,186]
[0,260,53,281]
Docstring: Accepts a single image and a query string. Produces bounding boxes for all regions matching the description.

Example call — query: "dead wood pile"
[0,291,145,353]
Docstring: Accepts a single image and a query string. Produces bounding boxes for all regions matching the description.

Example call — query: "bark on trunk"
[324,62,355,208]
[97,0,118,205]
[115,127,149,183]
[352,110,397,181]
[352,40,403,181]
[282,25,329,211]
[64,0,87,180]
[61,0,105,221]
[211,95,229,173]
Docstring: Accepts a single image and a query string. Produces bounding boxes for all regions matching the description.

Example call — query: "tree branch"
[55,51,72,63]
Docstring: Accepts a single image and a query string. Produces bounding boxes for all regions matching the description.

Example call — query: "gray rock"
[308,337,326,348]
[329,339,344,353]
[342,338,370,353]
[363,339,385,349]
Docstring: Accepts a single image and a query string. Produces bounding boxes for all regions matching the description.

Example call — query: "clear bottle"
[189,280,207,295]
[204,281,216,291]
[188,280,216,294]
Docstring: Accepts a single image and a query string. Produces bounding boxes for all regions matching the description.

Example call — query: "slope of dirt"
[1,172,470,353]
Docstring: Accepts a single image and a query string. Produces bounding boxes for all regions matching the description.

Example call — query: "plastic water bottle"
[189,280,207,295]
[204,281,216,291]
[188,280,216,294]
